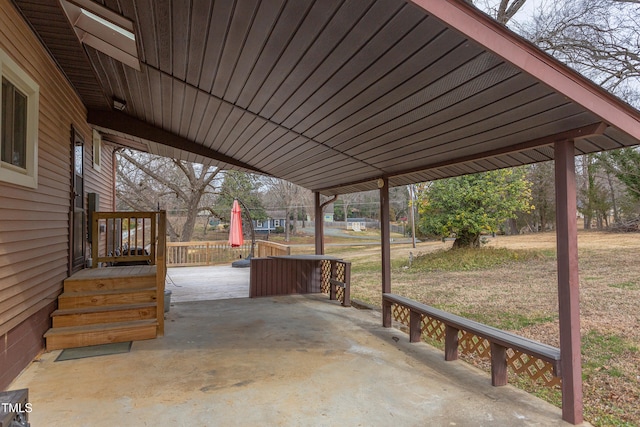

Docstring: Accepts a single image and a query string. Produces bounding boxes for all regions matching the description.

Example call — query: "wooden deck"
[44,265,163,351]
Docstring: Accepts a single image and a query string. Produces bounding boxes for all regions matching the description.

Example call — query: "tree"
[599,148,640,201]
[262,178,309,242]
[216,171,267,223]
[116,150,222,242]
[417,169,533,248]
[523,162,556,232]
[470,0,640,106]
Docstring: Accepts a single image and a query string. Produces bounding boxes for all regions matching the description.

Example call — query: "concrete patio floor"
[10,292,585,426]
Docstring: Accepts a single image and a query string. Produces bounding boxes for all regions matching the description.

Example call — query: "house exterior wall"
[0,0,114,389]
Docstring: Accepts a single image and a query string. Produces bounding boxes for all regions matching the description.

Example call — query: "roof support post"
[554,140,583,425]
[314,192,324,255]
[380,178,391,294]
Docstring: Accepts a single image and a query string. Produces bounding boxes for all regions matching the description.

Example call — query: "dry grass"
[312,231,640,427]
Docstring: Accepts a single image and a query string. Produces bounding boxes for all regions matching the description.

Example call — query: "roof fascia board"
[87,109,266,173]
[408,0,640,141]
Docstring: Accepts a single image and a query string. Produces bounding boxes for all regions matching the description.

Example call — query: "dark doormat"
[55,342,132,362]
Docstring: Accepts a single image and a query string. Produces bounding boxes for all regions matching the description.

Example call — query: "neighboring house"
[0,3,116,389]
[254,217,286,235]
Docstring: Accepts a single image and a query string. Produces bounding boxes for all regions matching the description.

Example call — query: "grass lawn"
[291,231,640,427]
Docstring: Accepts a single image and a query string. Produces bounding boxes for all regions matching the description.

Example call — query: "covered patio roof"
[12,0,640,195]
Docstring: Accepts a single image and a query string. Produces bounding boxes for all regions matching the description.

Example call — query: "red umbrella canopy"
[228,199,244,248]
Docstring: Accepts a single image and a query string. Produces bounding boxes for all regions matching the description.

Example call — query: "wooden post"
[314,192,324,255]
[380,178,391,293]
[380,178,392,327]
[555,140,583,424]
[409,310,421,343]
[156,211,167,336]
[490,343,508,386]
[382,299,392,328]
[149,213,156,264]
[444,325,459,361]
[91,214,99,268]
[342,261,351,307]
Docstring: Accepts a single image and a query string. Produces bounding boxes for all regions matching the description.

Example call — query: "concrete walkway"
[10,294,585,426]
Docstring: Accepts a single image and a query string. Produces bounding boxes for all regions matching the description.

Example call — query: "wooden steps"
[51,303,157,327]
[45,266,161,351]
[44,320,157,351]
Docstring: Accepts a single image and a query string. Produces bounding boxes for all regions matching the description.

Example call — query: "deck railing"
[255,240,291,258]
[166,240,290,267]
[91,211,166,267]
[90,210,167,335]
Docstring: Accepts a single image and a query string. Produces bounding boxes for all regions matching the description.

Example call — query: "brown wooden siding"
[0,0,114,385]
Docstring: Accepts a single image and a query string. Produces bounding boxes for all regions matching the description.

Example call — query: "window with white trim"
[0,49,39,188]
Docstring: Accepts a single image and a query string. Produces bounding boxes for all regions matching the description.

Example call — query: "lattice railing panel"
[386,300,561,389]
[320,260,331,294]
[507,349,562,388]
[391,303,411,327]
[420,315,446,343]
[336,262,345,282]
[459,331,492,359]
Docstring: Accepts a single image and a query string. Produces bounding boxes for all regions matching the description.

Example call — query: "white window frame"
[0,49,39,189]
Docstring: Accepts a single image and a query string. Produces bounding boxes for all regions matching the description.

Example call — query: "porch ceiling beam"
[408,0,640,141]
[87,109,266,173]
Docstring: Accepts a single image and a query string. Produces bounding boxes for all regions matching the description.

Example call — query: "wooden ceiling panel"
[210,0,261,99]
[279,2,420,132]
[218,113,259,156]
[223,0,287,103]
[339,73,544,158]
[224,117,268,159]
[255,0,374,120]
[293,11,434,137]
[371,108,596,171]
[314,32,482,145]
[234,0,320,109]
[243,0,345,113]
[327,58,514,151]
[236,125,290,165]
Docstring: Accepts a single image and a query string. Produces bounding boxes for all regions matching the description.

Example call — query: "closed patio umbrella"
[228,199,244,248]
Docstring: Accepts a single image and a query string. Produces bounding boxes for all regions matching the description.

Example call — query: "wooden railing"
[166,240,290,267]
[90,210,167,335]
[91,211,165,267]
[255,240,290,257]
[382,294,561,389]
